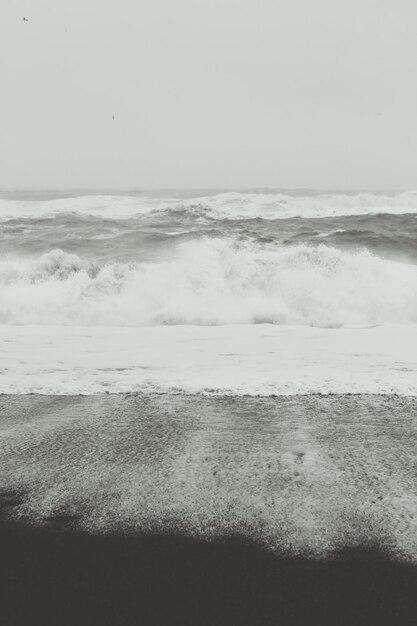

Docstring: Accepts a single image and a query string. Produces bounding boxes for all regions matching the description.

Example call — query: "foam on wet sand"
[1,324,416,395]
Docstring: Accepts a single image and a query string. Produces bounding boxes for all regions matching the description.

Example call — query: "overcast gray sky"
[1,0,417,189]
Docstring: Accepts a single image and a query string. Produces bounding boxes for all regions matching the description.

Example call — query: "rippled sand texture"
[1,394,417,561]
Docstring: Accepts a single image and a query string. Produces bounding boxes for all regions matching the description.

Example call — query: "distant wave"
[1,190,417,221]
[2,241,417,327]
[2,212,417,264]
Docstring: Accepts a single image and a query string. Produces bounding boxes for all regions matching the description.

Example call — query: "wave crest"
[1,240,417,326]
[1,190,417,221]
[0,249,93,284]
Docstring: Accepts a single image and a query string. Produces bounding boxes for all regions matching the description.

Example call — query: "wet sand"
[1,517,417,626]
[1,394,417,624]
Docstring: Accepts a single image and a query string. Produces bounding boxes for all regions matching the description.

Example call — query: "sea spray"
[1,240,417,327]
[2,189,417,221]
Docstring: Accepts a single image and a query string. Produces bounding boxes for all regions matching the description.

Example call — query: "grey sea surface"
[1,393,417,561]
[2,202,417,263]
[2,189,417,329]
[2,189,417,263]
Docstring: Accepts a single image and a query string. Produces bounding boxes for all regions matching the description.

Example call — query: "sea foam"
[1,190,417,221]
[1,240,417,327]
[1,324,416,395]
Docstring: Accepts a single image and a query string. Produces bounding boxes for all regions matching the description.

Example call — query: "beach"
[1,189,417,623]
[1,393,417,624]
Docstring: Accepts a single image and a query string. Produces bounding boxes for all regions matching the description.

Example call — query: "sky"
[1,0,417,189]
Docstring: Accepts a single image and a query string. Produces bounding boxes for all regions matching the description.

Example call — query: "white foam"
[0,195,159,220]
[1,242,417,327]
[194,190,417,219]
[1,324,416,395]
[1,190,417,220]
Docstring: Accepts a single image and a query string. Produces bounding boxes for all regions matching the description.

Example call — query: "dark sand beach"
[2,518,417,626]
[1,394,417,624]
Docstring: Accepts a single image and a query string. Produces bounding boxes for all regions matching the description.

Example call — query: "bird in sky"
[22,17,29,22]
[112,115,115,120]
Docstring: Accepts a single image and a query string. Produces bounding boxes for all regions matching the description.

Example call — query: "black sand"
[1,394,417,625]
[1,511,417,625]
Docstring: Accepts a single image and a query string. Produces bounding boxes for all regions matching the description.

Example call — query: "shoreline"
[2,393,417,624]
[1,324,417,395]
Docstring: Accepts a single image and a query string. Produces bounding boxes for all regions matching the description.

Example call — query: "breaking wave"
[1,190,417,221]
[1,241,417,327]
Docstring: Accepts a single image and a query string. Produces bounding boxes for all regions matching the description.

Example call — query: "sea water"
[0,188,417,395]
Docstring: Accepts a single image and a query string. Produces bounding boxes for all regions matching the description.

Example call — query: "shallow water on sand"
[1,394,417,562]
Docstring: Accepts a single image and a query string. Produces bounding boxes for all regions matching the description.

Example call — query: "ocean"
[1,189,417,624]
[1,189,417,394]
